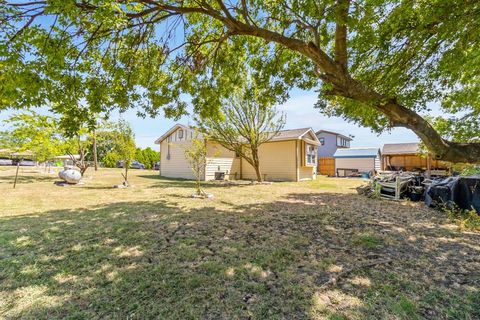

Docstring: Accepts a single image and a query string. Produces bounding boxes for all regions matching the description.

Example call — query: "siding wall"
[205,142,240,180]
[335,157,376,175]
[316,132,338,157]
[241,140,297,181]
[299,166,316,180]
[159,127,196,180]
[159,130,317,182]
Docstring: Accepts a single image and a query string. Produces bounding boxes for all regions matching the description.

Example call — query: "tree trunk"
[196,179,201,195]
[330,74,480,163]
[92,130,98,171]
[252,150,263,182]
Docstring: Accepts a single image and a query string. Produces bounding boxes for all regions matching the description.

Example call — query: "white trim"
[154,124,192,144]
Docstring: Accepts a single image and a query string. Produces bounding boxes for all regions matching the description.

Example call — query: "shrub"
[103,151,120,168]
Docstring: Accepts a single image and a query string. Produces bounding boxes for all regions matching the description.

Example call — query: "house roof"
[154,124,194,144]
[382,143,420,155]
[271,127,320,144]
[155,125,320,145]
[334,147,380,158]
[315,129,353,141]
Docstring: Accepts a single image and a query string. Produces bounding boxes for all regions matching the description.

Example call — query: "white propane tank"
[58,168,82,184]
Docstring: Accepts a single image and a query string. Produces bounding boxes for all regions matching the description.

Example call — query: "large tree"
[1,1,479,162]
[202,92,285,182]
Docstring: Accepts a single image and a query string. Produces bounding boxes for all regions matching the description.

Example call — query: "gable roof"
[382,143,420,155]
[271,127,319,144]
[155,125,320,145]
[315,129,353,141]
[154,124,194,144]
[334,147,380,158]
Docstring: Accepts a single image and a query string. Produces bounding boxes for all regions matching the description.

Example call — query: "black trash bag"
[425,176,480,214]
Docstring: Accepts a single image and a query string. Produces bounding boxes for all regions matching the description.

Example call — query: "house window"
[305,144,317,166]
[337,137,350,148]
[319,137,325,146]
[178,129,183,139]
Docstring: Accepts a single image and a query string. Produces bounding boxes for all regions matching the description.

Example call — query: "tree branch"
[334,0,349,70]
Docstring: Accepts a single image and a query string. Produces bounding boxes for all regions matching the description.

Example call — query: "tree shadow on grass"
[0,193,479,319]
[0,174,57,184]
[139,175,258,191]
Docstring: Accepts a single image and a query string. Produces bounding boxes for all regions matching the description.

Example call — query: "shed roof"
[382,143,420,155]
[11,151,35,157]
[334,147,380,158]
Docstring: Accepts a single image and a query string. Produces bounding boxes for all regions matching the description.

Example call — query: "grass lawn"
[1,167,479,319]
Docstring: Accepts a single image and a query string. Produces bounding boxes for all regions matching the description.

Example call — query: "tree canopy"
[1,1,479,162]
[201,90,285,182]
[0,111,74,162]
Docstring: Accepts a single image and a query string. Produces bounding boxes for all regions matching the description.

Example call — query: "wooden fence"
[318,157,335,176]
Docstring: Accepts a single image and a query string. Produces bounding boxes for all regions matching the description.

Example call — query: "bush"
[103,151,120,168]
[135,147,159,169]
[444,206,480,230]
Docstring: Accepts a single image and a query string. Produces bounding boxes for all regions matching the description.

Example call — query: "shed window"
[305,144,317,166]
[178,129,183,139]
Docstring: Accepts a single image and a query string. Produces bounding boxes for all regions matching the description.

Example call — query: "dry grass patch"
[1,167,479,319]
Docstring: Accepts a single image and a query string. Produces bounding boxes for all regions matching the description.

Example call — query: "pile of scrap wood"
[357,171,425,201]
[357,172,480,214]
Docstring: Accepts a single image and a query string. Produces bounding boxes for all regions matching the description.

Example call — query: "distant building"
[381,142,450,172]
[315,130,353,157]
[333,147,381,177]
[154,124,320,181]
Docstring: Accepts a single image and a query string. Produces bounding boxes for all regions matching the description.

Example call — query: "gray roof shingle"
[271,128,312,141]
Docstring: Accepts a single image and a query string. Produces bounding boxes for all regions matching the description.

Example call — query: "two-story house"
[315,130,353,157]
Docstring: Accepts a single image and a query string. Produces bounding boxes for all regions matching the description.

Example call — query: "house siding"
[317,132,338,157]
[241,140,297,181]
[156,125,318,182]
[159,128,196,180]
[205,142,240,180]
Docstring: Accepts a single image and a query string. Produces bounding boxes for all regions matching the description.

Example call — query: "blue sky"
[0,88,427,150]
[106,88,424,150]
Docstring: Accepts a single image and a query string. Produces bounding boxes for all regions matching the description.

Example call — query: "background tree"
[0,111,71,163]
[184,132,208,196]
[135,147,159,170]
[202,92,285,182]
[102,151,121,168]
[113,120,136,185]
[2,1,480,162]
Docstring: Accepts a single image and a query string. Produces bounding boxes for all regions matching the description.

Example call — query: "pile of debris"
[357,171,480,214]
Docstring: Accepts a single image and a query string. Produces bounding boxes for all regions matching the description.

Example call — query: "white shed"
[333,147,381,177]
